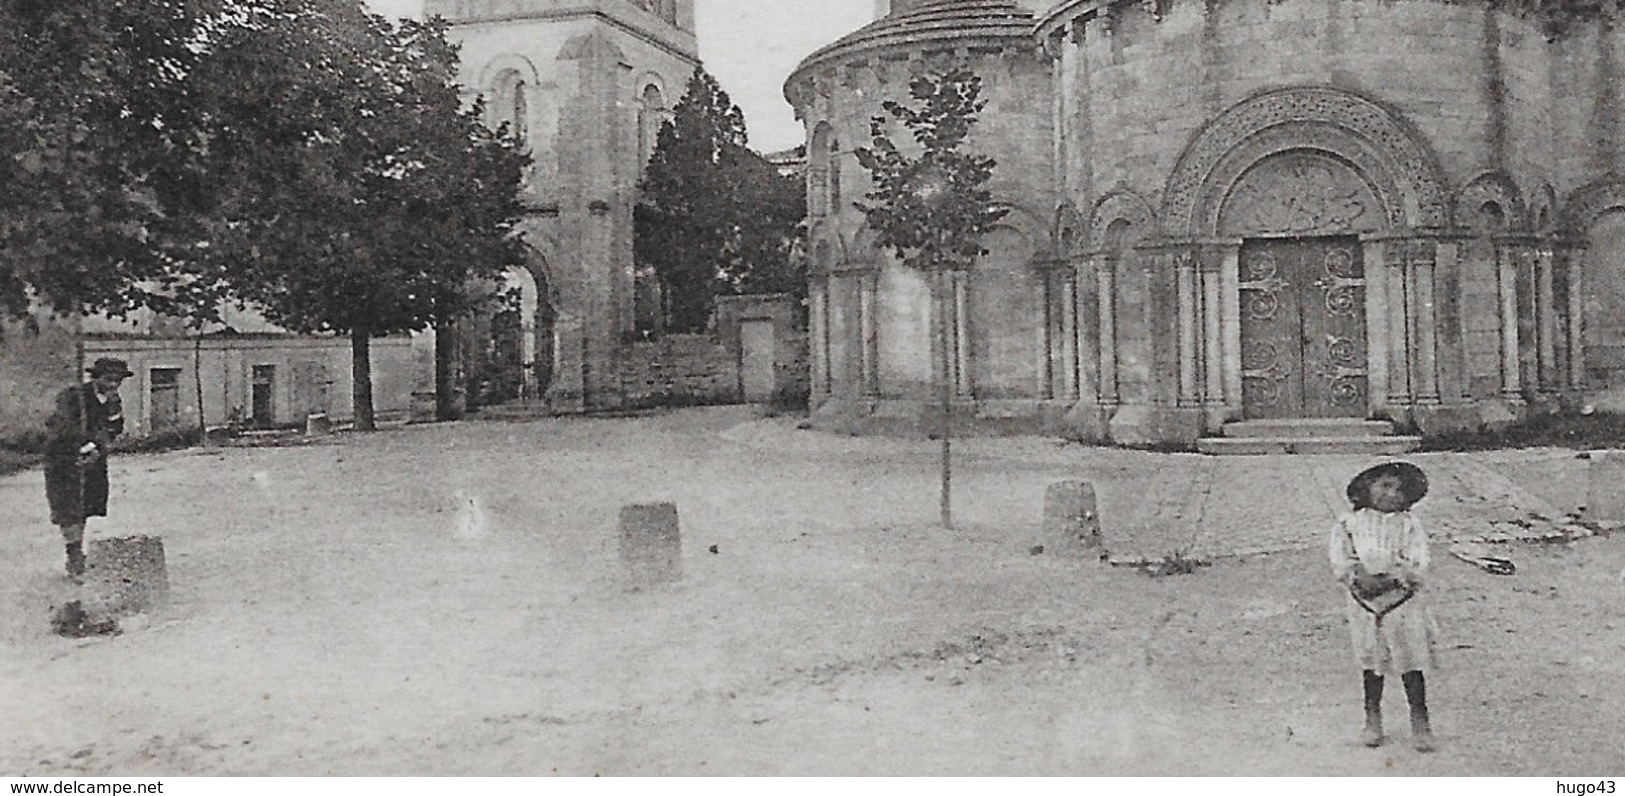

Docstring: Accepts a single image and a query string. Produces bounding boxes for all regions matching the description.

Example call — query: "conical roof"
[789,0,1037,82]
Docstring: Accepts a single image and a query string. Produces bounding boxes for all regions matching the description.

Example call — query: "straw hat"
[1345,461,1429,511]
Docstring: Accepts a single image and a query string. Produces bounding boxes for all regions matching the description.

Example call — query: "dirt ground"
[2,406,1622,775]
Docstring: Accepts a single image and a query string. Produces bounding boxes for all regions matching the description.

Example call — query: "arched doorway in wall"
[479,265,555,405]
[1222,150,1382,419]
[1164,87,1452,424]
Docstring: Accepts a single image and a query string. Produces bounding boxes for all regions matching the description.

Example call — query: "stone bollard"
[620,503,682,587]
[84,535,170,618]
[1043,481,1106,560]
[1586,450,1625,525]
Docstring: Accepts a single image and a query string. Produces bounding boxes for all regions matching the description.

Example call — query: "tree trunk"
[435,319,457,422]
[351,326,376,432]
[193,335,209,447]
[936,269,954,531]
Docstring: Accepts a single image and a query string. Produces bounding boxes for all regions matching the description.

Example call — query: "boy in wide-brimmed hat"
[1329,460,1439,752]
[44,357,133,579]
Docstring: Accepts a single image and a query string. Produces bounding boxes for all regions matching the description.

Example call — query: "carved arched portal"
[1160,87,1450,423]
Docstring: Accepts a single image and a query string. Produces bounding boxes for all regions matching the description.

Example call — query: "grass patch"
[1419,411,1625,452]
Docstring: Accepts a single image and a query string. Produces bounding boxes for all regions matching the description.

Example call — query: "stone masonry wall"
[1068,0,1495,211]
[621,334,736,406]
[798,42,1056,406]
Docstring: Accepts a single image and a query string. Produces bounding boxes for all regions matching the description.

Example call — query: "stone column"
[1040,268,1056,400]
[1535,246,1559,392]
[1565,243,1587,389]
[1220,245,1243,418]
[547,313,587,413]
[1409,240,1441,405]
[1060,270,1080,400]
[1095,254,1119,406]
[810,282,830,398]
[1176,252,1200,407]
[1073,257,1100,407]
[1496,239,1524,402]
[1199,243,1232,425]
[1363,238,1391,415]
[859,272,879,396]
[1387,240,1413,406]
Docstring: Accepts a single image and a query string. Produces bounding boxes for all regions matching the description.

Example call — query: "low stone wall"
[621,334,737,407]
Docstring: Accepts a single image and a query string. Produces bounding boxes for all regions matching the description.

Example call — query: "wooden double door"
[1239,237,1369,419]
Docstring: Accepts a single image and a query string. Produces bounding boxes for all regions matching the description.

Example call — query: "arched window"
[511,82,529,143]
[828,135,842,211]
[639,83,666,168]
[809,123,833,217]
[490,69,529,146]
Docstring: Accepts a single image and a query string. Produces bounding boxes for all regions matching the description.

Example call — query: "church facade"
[429,0,699,411]
[788,0,1625,444]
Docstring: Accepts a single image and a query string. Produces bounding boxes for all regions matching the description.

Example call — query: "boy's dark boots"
[1403,670,1435,752]
[64,542,85,579]
[1360,670,1384,747]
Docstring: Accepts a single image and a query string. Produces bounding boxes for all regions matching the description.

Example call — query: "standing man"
[45,357,133,578]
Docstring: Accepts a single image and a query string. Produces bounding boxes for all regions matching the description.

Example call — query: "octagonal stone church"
[788,0,1625,446]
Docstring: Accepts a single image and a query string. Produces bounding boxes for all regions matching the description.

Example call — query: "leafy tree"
[854,67,1007,530]
[636,68,803,332]
[717,147,806,299]
[193,0,530,430]
[0,0,233,324]
[0,0,527,432]
[636,69,744,333]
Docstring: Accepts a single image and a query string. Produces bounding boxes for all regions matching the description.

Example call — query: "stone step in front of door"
[1197,435,1423,455]
[1220,419,1399,438]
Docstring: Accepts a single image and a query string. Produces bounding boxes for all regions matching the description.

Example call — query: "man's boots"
[1403,670,1435,752]
[64,542,86,579]
[1360,670,1384,747]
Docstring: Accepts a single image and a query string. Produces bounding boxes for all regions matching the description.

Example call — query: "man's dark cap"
[87,357,134,379]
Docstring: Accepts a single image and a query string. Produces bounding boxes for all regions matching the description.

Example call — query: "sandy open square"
[3,407,1621,775]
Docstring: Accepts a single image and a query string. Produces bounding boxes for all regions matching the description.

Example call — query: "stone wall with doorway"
[620,294,810,408]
